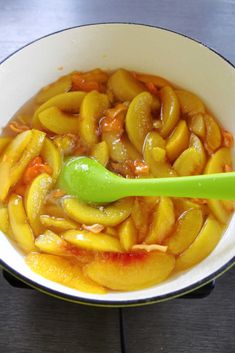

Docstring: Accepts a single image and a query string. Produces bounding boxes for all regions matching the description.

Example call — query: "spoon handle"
[121,172,235,200]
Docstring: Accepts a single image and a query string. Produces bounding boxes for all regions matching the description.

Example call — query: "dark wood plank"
[0,1,235,352]
[125,268,235,353]
[0,271,120,353]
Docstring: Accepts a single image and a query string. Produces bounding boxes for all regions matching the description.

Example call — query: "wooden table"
[0,1,234,352]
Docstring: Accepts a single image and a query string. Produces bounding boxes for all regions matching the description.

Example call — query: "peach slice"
[160,86,180,138]
[35,230,93,263]
[35,230,68,255]
[79,91,110,147]
[173,198,206,218]
[188,113,206,138]
[189,133,206,169]
[126,92,153,152]
[118,217,137,251]
[40,215,78,232]
[0,129,45,201]
[144,131,175,178]
[25,173,53,234]
[43,204,67,218]
[145,197,175,244]
[41,137,62,181]
[122,135,142,160]
[39,107,79,134]
[105,226,119,237]
[175,89,205,115]
[166,120,190,162]
[63,229,123,252]
[204,147,232,174]
[164,208,203,255]
[0,137,12,155]
[107,68,145,102]
[26,253,106,294]
[8,194,35,253]
[84,251,175,291]
[62,197,133,226]
[102,131,128,162]
[175,215,224,271]
[151,147,166,162]
[33,91,86,129]
[204,114,222,153]
[36,74,72,104]
[131,197,150,242]
[0,206,10,235]
[204,147,232,223]
[91,141,109,166]
[173,147,202,176]
[134,72,170,88]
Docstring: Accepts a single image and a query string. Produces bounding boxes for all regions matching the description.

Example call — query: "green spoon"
[58,156,235,203]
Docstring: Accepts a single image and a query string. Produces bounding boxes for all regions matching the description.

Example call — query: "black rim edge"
[1,257,235,307]
[0,22,235,306]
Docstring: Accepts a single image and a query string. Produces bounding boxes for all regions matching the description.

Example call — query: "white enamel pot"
[0,23,235,307]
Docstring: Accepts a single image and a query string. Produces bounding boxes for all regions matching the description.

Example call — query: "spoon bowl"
[58,156,235,203]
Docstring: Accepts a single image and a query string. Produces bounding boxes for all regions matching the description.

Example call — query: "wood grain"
[0,0,235,352]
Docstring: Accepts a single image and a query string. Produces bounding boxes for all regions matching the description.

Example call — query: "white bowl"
[0,23,235,307]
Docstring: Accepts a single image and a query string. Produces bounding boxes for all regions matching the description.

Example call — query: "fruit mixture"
[0,68,234,294]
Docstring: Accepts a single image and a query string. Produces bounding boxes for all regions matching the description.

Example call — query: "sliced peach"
[79,91,110,147]
[107,69,145,102]
[39,106,79,134]
[40,215,78,232]
[91,141,109,166]
[166,120,189,162]
[35,230,93,263]
[145,197,175,244]
[175,89,205,115]
[0,137,12,155]
[204,147,232,174]
[134,72,170,88]
[0,206,10,235]
[84,251,175,291]
[118,217,137,251]
[188,113,206,138]
[144,131,175,178]
[151,147,166,162]
[63,229,122,252]
[173,147,202,176]
[204,147,232,223]
[41,137,62,181]
[131,198,150,242]
[122,135,142,160]
[53,134,77,156]
[36,74,72,104]
[173,198,205,218]
[102,132,128,162]
[164,208,203,255]
[0,129,45,201]
[126,92,153,152]
[105,226,119,237]
[33,91,86,129]
[175,215,224,271]
[160,86,180,138]
[62,197,133,226]
[35,230,68,255]
[204,114,222,152]
[25,173,53,234]
[43,204,67,218]
[26,253,106,294]
[8,194,35,253]
[189,133,207,169]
